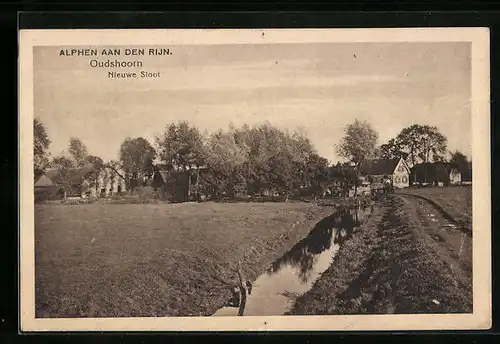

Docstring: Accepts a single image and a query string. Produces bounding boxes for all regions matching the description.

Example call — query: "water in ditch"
[213,205,371,316]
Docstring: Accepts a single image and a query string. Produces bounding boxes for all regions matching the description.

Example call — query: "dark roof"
[410,162,460,183]
[359,158,401,176]
[69,165,99,183]
[459,162,472,181]
[38,164,100,186]
[43,169,62,183]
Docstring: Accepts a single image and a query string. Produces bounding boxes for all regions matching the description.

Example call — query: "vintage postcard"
[19,28,491,332]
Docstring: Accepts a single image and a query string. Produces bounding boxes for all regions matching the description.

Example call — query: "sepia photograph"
[19,28,491,331]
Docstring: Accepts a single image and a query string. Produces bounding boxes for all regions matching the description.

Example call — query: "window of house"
[402,176,408,183]
[395,176,401,183]
[398,166,405,172]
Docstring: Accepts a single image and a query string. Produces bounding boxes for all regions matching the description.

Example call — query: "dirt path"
[396,194,472,282]
[288,195,473,315]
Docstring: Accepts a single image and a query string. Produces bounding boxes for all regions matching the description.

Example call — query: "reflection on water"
[213,205,371,316]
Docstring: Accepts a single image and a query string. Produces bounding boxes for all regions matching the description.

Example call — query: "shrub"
[35,186,64,203]
[131,186,159,200]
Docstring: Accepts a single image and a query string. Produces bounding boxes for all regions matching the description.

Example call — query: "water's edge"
[213,205,372,316]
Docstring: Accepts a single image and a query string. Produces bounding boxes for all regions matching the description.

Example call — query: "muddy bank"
[214,206,370,316]
[287,196,472,315]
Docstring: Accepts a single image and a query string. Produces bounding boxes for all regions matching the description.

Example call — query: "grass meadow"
[35,201,334,317]
[398,186,472,228]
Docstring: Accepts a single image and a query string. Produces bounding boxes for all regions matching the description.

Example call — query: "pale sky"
[34,42,472,163]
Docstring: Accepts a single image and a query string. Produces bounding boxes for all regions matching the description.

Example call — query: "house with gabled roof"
[35,163,127,200]
[35,164,99,199]
[359,157,411,189]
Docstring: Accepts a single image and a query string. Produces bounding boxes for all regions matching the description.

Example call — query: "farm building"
[151,164,209,202]
[359,157,411,189]
[410,162,463,186]
[35,163,127,200]
[91,165,127,197]
[461,161,473,184]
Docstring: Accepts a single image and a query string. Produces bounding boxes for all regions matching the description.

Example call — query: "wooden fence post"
[236,261,247,316]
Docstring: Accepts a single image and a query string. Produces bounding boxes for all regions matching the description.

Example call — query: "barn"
[410,162,463,186]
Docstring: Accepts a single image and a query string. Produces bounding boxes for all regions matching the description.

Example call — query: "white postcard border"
[19,27,491,332]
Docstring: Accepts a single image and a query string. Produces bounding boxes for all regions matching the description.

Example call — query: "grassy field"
[35,201,335,318]
[288,195,472,315]
[397,186,472,229]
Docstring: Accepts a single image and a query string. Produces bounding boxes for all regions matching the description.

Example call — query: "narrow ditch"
[212,204,372,316]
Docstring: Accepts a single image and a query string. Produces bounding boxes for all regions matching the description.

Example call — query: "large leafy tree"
[379,138,408,160]
[156,121,206,200]
[267,151,296,198]
[450,150,471,178]
[156,121,206,171]
[450,150,468,166]
[237,122,316,196]
[394,124,447,167]
[50,155,74,199]
[83,155,105,193]
[34,118,51,181]
[204,128,249,198]
[304,153,330,198]
[85,155,104,169]
[336,119,379,194]
[68,137,89,167]
[119,137,156,190]
[330,162,358,196]
[289,130,316,164]
[199,122,318,199]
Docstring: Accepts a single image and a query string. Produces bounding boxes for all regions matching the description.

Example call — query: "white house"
[359,157,411,189]
[35,163,127,200]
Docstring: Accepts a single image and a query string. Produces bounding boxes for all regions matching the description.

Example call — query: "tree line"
[34,119,331,200]
[336,120,472,194]
[34,117,472,200]
[377,123,472,182]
